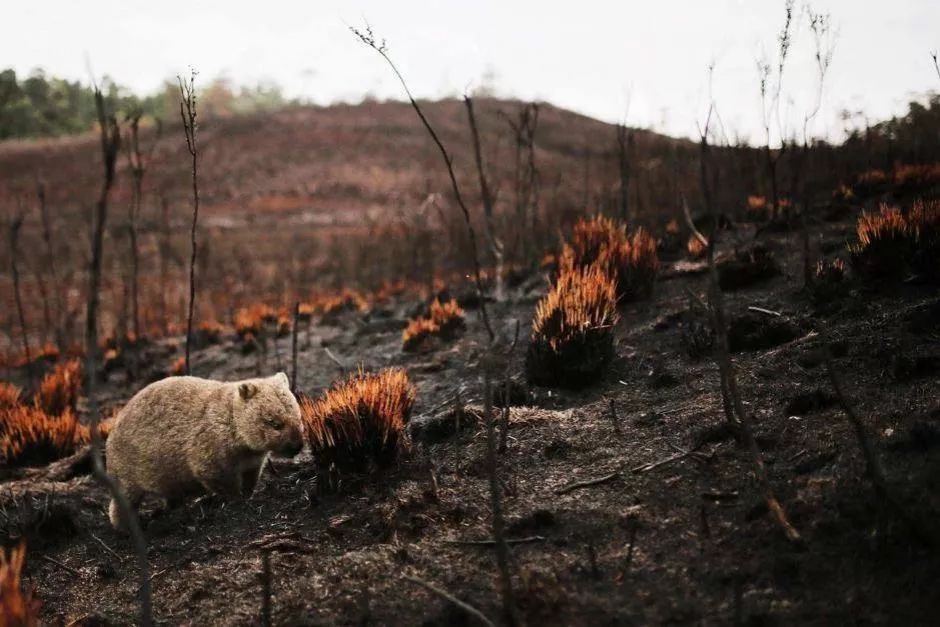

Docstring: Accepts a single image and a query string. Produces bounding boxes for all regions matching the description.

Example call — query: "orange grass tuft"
[34,359,82,417]
[318,289,369,318]
[892,163,940,195]
[849,201,940,281]
[0,542,40,627]
[0,383,22,410]
[0,406,86,468]
[560,215,659,301]
[402,298,466,351]
[196,319,226,345]
[526,263,619,388]
[169,356,187,376]
[687,235,707,260]
[301,368,416,472]
[853,168,889,197]
[234,304,275,339]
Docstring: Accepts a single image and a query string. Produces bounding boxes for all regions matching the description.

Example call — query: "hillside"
[0,99,700,354]
[0,98,688,225]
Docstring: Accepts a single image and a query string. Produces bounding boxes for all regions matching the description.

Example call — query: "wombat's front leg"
[241,467,262,497]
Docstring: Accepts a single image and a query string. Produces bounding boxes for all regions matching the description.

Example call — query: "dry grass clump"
[194,319,226,346]
[849,201,940,281]
[717,245,781,291]
[853,168,890,197]
[526,264,619,388]
[402,298,466,352]
[810,258,850,305]
[893,163,940,195]
[687,235,707,260]
[560,215,659,301]
[745,195,769,221]
[0,383,22,410]
[34,359,82,417]
[234,304,275,340]
[0,542,39,626]
[301,368,416,473]
[169,356,187,376]
[854,163,940,198]
[0,406,86,468]
[318,289,369,321]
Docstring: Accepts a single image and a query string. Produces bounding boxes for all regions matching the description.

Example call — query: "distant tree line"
[0,68,293,139]
[841,94,940,169]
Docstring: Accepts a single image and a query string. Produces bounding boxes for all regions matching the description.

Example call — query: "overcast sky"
[4,0,938,142]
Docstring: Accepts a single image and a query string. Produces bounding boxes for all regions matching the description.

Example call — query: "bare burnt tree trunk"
[124,113,162,340]
[684,105,800,544]
[179,71,200,375]
[464,96,505,302]
[483,358,518,626]
[8,212,32,383]
[503,103,540,266]
[290,302,300,396]
[36,181,66,350]
[352,26,494,341]
[159,195,171,335]
[616,123,632,223]
[87,87,153,626]
[823,336,937,548]
[25,255,53,348]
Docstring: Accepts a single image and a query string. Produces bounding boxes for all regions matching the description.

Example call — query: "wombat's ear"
[239,382,259,401]
[273,372,290,388]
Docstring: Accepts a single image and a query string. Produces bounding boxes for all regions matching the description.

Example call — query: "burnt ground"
[2,208,940,626]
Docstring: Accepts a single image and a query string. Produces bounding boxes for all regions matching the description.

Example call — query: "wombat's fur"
[106,372,303,529]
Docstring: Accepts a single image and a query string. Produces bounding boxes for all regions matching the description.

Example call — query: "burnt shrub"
[525,264,619,388]
[849,201,940,282]
[809,258,851,306]
[559,214,660,302]
[401,298,465,352]
[301,368,416,475]
[717,246,781,291]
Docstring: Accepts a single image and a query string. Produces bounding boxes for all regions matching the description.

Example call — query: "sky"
[3,0,938,143]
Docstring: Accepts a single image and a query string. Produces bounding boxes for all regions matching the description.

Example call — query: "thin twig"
[823,333,937,547]
[695,88,801,544]
[290,302,300,395]
[87,85,154,626]
[402,574,495,627]
[351,24,494,342]
[41,554,82,577]
[323,347,346,372]
[747,306,781,317]
[90,532,124,562]
[179,68,200,376]
[444,535,546,546]
[482,355,518,625]
[261,550,272,627]
[554,472,620,495]
[631,449,700,474]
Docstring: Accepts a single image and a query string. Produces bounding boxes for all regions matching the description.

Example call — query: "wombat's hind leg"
[108,487,144,532]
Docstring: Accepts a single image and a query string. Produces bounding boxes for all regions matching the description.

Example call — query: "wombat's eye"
[265,418,284,430]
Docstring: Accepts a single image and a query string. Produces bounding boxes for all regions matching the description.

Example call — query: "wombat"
[105,372,303,529]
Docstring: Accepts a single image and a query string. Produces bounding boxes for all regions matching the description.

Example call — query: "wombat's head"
[233,372,304,457]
